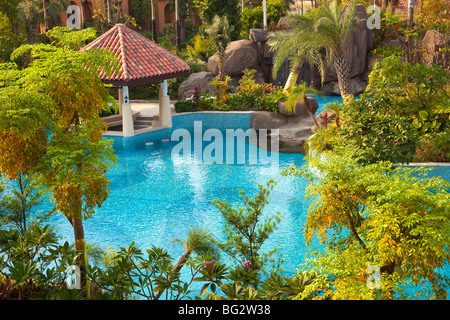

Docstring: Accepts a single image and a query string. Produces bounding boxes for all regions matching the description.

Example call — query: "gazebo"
[82,23,190,137]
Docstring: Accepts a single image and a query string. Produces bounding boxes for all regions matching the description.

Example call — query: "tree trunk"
[151,0,157,42]
[179,15,186,45]
[154,250,191,300]
[43,0,48,32]
[304,95,321,130]
[80,0,86,28]
[333,54,354,104]
[405,0,415,63]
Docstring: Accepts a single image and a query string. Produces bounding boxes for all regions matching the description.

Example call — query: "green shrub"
[416,0,450,34]
[366,55,450,127]
[186,34,216,63]
[339,97,420,165]
[370,45,404,58]
[415,127,450,162]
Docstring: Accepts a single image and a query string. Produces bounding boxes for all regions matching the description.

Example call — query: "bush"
[175,70,286,113]
[370,45,404,58]
[366,56,450,128]
[339,97,420,165]
[415,127,450,162]
[416,0,450,34]
[186,34,216,63]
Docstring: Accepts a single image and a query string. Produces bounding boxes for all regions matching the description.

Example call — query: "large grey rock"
[382,36,407,50]
[251,111,317,154]
[178,71,215,100]
[361,56,383,82]
[321,76,368,95]
[278,96,319,117]
[249,28,269,43]
[421,30,450,70]
[324,4,374,83]
[207,40,261,77]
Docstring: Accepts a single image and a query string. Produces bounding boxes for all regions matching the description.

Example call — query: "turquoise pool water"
[49,112,322,275]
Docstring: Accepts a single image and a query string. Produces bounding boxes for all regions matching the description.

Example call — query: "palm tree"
[325,100,343,128]
[268,0,358,104]
[205,15,233,103]
[154,226,219,300]
[43,0,70,29]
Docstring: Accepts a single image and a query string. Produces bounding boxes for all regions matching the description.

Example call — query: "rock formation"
[251,111,317,154]
[177,71,216,100]
[421,30,450,70]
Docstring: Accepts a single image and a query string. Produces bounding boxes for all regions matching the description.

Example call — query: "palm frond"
[268,0,358,83]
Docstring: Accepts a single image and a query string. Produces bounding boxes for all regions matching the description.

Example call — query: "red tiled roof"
[82,24,190,87]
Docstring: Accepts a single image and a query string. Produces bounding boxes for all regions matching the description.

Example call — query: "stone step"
[134,125,151,129]
[135,120,153,126]
[137,116,154,121]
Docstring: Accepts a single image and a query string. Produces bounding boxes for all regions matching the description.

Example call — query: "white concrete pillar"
[159,80,172,128]
[121,86,135,137]
[263,0,267,30]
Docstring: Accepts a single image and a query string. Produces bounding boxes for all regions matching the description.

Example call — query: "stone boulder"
[251,111,316,154]
[178,71,215,100]
[421,30,450,70]
[207,40,261,77]
[321,76,368,96]
[249,28,269,43]
[278,96,319,117]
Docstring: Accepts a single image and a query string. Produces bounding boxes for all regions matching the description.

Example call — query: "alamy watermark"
[170,121,279,166]
[66,265,81,289]
[67,5,81,30]
[366,265,381,289]
[64,4,382,31]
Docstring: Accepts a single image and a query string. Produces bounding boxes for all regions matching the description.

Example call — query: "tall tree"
[283,153,450,299]
[0,27,119,296]
[268,0,358,104]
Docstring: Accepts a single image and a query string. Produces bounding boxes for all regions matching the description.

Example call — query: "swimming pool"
[50,111,322,275]
[33,96,450,298]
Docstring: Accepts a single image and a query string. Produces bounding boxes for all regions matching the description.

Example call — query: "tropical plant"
[338,97,420,165]
[212,179,284,286]
[0,223,80,300]
[193,0,241,40]
[366,55,450,127]
[268,0,358,103]
[205,15,233,83]
[415,127,450,162]
[283,153,450,300]
[205,15,233,103]
[0,27,119,297]
[186,33,216,63]
[370,45,404,58]
[154,226,219,299]
[240,0,286,38]
[43,0,69,29]
[0,173,56,234]
[325,100,343,128]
